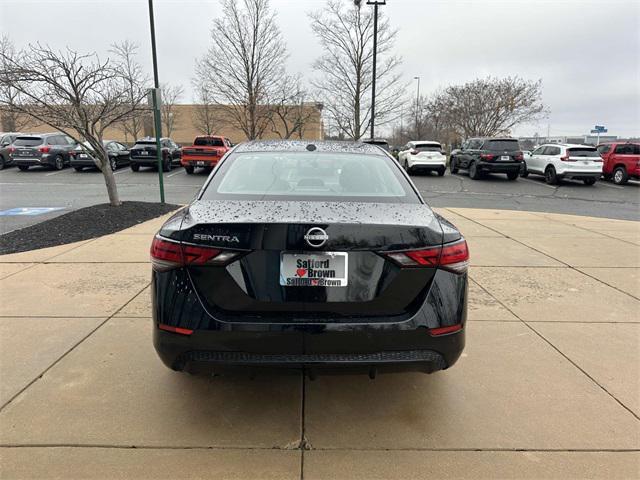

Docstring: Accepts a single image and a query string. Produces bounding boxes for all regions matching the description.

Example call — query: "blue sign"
[593,125,607,133]
[0,207,65,216]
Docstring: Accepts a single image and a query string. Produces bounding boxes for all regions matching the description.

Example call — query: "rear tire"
[0,156,5,170]
[469,161,481,180]
[437,167,445,176]
[507,171,519,180]
[18,165,29,171]
[449,157,459,174]
[520,162,529,178]
[54,155,64,170]
[583,178,597,186]
[130,163,140,172]
[110,157,118,171]
[612,166,628,185]
[545,165,558,185]
[184,165,194,174]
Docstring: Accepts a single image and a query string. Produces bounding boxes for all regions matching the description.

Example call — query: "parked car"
[398,141,447,176]
[129,137,182,172]
[362,138,390,152]
[521,143,602,185]
[11,133,77,171]
[181,135,232,174]
[597,142,640,185]
[71,140,130,172]
[449,137,523,180]
[0,132,22,170]
[150,140,468,376]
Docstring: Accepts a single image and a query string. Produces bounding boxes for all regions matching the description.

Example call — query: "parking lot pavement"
[0,208,639,479]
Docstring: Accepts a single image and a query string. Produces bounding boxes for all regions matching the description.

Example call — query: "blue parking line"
[0,207,66,216]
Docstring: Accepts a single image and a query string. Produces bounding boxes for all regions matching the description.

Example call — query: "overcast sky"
[1,0,638,137]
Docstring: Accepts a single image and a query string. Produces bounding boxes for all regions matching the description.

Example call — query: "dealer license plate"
[280,252,348,287]
[140,151,148,155]
[197,161,205,166]
[500,155,510,161]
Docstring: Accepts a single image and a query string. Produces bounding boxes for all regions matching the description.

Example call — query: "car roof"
[233,140,387,155]
[411,140,441,145]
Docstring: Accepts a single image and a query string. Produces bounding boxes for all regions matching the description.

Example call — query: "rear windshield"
[484,140,520,151]
[567,148,600,157]
[194,137,225,147]
[13,137,43,147]
[134,141,156,146]
[415,144,441,152]
[201,152,420,204]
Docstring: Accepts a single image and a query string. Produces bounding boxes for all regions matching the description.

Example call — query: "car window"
[13,137,43,147]
[202,152,420,204]
[597,145,611,154]
[484,140,520,151]
[194,137,225,147]
[532,146,545,155]
[614,144,632,155]
[633,145,640,155]
[567,147,600,157]
[106,142,117,151]
[116,143,127,150]
[414,143,441,152]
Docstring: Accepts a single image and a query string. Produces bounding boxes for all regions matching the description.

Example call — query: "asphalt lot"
[0,164,638,234]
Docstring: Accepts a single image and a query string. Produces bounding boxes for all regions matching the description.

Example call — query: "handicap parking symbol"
[0,207,66,216]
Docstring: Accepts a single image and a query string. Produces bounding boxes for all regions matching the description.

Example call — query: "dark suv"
[450,137,523,180]
[11,133,77,171]
[129,137,182,172]
[0,132,22,170]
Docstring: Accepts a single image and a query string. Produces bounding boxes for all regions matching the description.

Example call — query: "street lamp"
[414,76,420,137]
[147,0,165,203]
[355,0,386,140]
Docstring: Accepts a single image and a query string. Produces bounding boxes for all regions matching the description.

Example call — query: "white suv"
[398,141,446,176]
[521,143,603,185]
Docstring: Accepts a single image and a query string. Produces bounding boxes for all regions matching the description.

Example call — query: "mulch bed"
[0,201,181,255]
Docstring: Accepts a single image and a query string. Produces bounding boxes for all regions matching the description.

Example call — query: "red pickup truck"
[597,142,640,185]
[181,135,232,174]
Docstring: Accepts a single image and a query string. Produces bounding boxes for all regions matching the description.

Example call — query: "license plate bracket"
[280,252,348,287]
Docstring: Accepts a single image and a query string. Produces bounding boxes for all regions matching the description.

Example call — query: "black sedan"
[71,140,130,171]
[151,140,469,377]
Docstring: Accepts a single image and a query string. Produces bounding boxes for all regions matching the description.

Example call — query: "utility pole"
[414,76,420,138]
[148,0,165,203]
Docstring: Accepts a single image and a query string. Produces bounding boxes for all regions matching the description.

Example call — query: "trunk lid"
[177,200,447,322]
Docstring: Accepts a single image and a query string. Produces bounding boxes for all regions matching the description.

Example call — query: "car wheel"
[0,156,5,170]
[545,165,558,185]
[130,163,140,172]
[110,157,118,171]
[437,167,445,176]
[184,165,195,174]
[54,155,64,170]
[18,165,29,171]
[612,166,628,185]
[506,171,519,180]
[163,159,172,172]
[449,157,458,174]
[520,161,529,177]
[469,161,481,180]
[583,178,597,186]
[74,166,83,172]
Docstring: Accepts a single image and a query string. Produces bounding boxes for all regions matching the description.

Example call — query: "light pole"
[414,76,420,138]
[147,0,165,203]
[355,0,386,140]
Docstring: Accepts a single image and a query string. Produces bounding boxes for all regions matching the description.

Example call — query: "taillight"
[38,146,51,153]
[514,153,523,161]
[150,236,242,271]
[560,154,576,162]
[410,149,419,155]
[8,147,15,154]
[158,324,193,335]
[382,238,469,274]
[480,153,495,160]
[429,324,462,336]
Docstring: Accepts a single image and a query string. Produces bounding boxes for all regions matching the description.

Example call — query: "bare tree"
[269,74,316,139]
[0,36,35,132]
[110,40,148,143]
[160,83,184,138]
[194,0,287,140]
[309,1,404,140]
[0,40,148,206]
[191,83,219,135]
[433,77,547,138]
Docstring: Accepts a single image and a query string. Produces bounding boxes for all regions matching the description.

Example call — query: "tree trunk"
[98,146,121,206]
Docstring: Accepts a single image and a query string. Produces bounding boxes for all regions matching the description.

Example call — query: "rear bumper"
[70,158,98,167]
[181,156,220,167]
[130,157,164,166]
[557,170,601,180]
[408,160,446,170]
[152,268,468,374]
[477,161,521,173]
